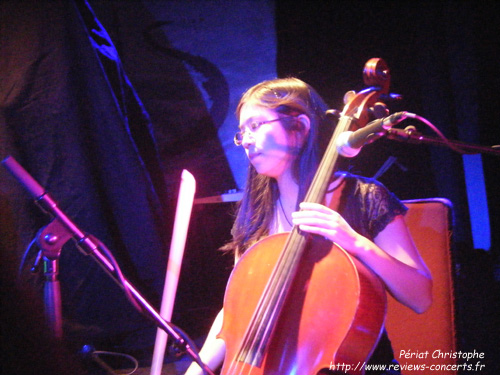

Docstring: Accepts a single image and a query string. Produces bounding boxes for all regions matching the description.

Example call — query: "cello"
[219,58,394,375]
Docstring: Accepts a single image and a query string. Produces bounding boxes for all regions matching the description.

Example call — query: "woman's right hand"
[184,309,226,375]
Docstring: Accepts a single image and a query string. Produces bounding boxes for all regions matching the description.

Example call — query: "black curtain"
[1,0,198,361]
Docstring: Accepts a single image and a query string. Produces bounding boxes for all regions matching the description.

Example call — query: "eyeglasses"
[234,115,295,146]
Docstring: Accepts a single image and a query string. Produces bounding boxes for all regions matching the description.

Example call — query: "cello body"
[219,233,386,375]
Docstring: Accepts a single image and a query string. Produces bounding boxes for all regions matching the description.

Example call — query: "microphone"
[2,155,87,238]
[336,111,409,157]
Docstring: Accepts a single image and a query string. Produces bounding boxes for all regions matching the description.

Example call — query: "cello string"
[246,231,307,370]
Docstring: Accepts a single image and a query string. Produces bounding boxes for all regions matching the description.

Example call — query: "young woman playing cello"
[185,77,432,375]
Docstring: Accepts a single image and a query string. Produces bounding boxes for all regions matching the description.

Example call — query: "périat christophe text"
[400,349,484,361]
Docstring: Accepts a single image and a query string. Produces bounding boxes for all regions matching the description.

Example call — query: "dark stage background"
[1,1,499,374]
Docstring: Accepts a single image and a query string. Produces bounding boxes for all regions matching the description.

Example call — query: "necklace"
[278,196,293,227]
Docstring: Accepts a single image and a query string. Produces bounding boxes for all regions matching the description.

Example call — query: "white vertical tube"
[150,170,196,375]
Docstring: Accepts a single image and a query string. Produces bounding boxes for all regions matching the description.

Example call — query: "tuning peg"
[343,90,357,105]
[370,102,390,119]
[325,109,341,119]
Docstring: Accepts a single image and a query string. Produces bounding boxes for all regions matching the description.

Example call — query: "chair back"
[386,198,457,374]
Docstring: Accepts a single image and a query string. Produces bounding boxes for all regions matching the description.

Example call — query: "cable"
[92,350,139,375]
[405,113,478,154]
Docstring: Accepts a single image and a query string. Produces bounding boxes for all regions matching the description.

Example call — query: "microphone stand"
[2,156,216,375]
[35,218,74,339]
[385,127,500,156]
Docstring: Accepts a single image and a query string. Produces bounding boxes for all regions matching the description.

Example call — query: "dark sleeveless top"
[336,173,406,375]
